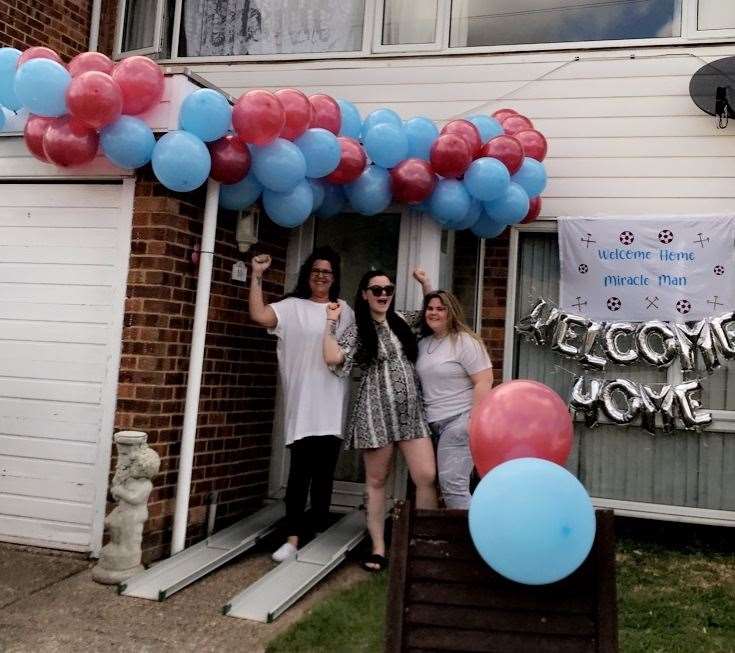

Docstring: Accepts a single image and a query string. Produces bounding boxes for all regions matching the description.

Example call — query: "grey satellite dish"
[689,55,735,126]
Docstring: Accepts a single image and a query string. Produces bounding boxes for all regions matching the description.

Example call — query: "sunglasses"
[367,285,395,297]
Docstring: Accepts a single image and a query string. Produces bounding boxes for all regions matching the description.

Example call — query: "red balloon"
[232,89,285,146]
[17,46,64,68]
[43,116,99,167]
[429,133,471,179]
[441,119,482,158]
[515,129,548,161]
[66,71,123,129]
[502,114,534,135]
[112,56,164,115]
[390,158,436,204]
[325,137,366,184]
[480,135,524,175]
[469,380,573,477]
[521,196,542,224]
[68,51,114,77]
[492,108,517,122]
[23,115,56,162]
[275,88,313,140]
[208,134,252,184]
[309,94,341,135]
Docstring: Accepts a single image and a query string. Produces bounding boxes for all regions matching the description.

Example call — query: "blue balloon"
[452,199,483,231]
[464,157,511,202]
[152,131,211,193]
[294,128,341,178]
[101,116,155,169]
[469,458,596,585]
[263,180,314,228]
[363,123,408,169]
[404,117,439,160]
[484,182,530,224]
[220,173,263,210]
[337,99,362,139]
[0,108,5,131]
[361,108,402,139]
[179,88,231,143]
[14,58,70,117]
[344,165,392,216]
[466,114,503,143]
[251,138,306,192]
[308,179,326,211]
[471,211,507,239]
[428,179,472,227]
[0,47,22,111]
[317,183,346,218]
[512,158,547,198]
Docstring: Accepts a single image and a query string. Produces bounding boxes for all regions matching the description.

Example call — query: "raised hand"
[251,253,272,275]
[326,302,342,321]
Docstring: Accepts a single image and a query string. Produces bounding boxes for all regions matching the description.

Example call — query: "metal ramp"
[119,501,285,601]
[223,508,366,622]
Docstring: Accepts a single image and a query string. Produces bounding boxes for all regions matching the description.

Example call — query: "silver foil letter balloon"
[603,322,639,365]
[569,376,602,427]
[636,321,677,369]
[673,380,712,429]
[710,312,735,360]
[552,313,590,358]
[576,321,607,372]
[674,320,705,373]
[638,383,675,435]
[600,379,642,425]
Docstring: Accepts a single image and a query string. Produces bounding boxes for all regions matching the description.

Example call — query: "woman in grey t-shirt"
[415,291,493,509]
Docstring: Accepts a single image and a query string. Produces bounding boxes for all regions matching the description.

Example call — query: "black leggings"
[284,435,342,539]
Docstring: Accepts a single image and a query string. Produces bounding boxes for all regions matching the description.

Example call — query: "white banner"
[559,215,735,321]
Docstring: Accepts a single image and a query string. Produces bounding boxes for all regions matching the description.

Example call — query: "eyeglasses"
[311,268,334,278]
[367,285,395,297]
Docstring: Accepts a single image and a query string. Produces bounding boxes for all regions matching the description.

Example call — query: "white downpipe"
[89,0,102,51]
[171,178,220,554]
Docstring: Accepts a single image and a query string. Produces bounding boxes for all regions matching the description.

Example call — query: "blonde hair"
[420,290,486,348]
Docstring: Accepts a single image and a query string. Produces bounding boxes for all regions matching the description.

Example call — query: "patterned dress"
[334,311,431,450]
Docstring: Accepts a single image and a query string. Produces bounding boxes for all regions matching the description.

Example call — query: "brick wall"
[481,233,510,384]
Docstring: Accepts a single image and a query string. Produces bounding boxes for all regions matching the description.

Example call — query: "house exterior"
[1,0,735,562]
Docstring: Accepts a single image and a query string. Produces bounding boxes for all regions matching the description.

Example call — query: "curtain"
[382,0,438,45]
[123,0,159,51]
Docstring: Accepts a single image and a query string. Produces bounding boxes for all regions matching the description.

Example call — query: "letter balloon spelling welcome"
[1,49,548,234]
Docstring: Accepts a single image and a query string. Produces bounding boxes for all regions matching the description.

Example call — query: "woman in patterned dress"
[323,269,438,571]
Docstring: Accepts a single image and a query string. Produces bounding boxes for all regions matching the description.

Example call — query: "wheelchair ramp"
[119,501,285,601]
[223,509,366,622]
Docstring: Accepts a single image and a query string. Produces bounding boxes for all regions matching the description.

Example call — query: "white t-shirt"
[416,332,492,423]
[269,297,354,445]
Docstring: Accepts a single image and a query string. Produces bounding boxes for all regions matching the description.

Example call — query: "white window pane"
[698,0,735,31]
[123,0,158,51]
[450,0,681,48]
[382,0,438,45]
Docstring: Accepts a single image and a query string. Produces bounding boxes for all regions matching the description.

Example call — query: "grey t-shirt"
[416,332,492,423]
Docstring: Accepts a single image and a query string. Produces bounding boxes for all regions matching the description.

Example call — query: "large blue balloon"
[251,138,306,192]
[452,199,482,231]
[363,123,408,169]
[484,182,530,225]
[464,157,510,201]
[0,108,5,131]
[361,108,402,139]
[308,179,326,211]
[428,179,472,227]
[220,172,263,210]
[152,131,211,193]
[469,457,596,585]
[512,158,547,198]
[263,180,314,228]
[179,88,231,143]
[317,183,346,218]
[101,116,156,169]
[466,114,503,143]
[404,117,439,160]
[337,99,362,139]
[471,211,507,238]
[14,58,70,117]
[294,128,341,178]
[0,47,22,111]
[345,165,392,216]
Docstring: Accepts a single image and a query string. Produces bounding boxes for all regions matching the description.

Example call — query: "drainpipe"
[89,0,102,51]
[171,178,220,554]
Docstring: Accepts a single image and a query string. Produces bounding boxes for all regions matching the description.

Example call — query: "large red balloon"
[232,89,285,146]
[42,116,99,167]
[112,56,164,115]
[66,71,123,129]
[208,134,251,184]
[390,158,436,204]
[430,133,471,179]
[515,129,548,161]
[480,135,524,175]
[502,114,534,135]
[521,196,542,224]
[17,46,63,68]
[469,380,573,477]
[309,94,341,135]
[441,119,482,158]
[325,137,366,184]
[23,115,55,162]
[275,88,313,140]
[492,108,517,123]
[68,51,114,77]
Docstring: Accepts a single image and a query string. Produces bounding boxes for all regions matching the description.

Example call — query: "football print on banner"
[558,215,735,321]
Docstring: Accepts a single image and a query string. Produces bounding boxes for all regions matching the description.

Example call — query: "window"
[115,0,166,57]
[381,0,439,45]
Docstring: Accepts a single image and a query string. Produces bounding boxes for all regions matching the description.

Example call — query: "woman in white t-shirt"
[249,246,354,562]
[415,290,493,510]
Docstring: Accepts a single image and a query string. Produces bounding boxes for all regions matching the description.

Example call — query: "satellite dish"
[689,56,735,124]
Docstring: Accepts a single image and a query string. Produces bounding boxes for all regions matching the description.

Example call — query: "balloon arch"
[0,47,548,236]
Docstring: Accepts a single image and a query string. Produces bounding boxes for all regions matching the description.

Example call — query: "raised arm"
[249,254,278,328]
[323,303,345,365]
[412,267,433,295]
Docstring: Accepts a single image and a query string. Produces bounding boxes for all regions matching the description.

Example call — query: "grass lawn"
[266,520,735,653]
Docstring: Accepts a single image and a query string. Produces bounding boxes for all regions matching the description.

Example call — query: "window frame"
[114,0,166,59]
[372,0,450,54]
[684,0,735,40]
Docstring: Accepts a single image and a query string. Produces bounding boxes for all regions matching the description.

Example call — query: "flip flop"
[361,553,388,572]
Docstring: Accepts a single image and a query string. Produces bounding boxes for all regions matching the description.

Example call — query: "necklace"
[426,334,447,355]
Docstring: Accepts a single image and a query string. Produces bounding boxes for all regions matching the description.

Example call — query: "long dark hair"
[284,246,341,302]
[354,270,418,364]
